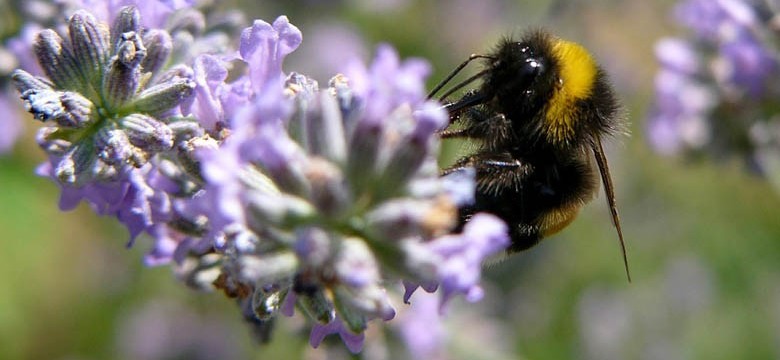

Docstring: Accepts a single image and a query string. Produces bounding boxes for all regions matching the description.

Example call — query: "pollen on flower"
[421,195,458,238]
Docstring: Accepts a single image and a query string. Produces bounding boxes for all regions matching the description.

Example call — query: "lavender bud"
[110,6,141,49]
[329,74,359,129]
[168,8,206,36]
[103,32,145,107]
[119,114,174,152]
[297,289,334,324]
[346,121,382,194]
[95,126,138,165]
[168,119,205,140]
[55,142,95,185]
[156,64,195,84]
[68,10,110,86]
[304,92,347,163]
[117,32,146,67]
[332,290,368,334]
[238,252,299,284]
[365,199,433,241]
[294,227,333,268]
[333,285,394,324]
[287,74,318,144]
[20,89,94,128]
[176,134,217,179]
[92,160,119,182]
[36,127,71,155]
[305,157,350,216]
[375,132,428,197]
[177,253,223,291]
[238,167,282,198]
[256,134,312,197]
[334,238,380,288]
[131,77,195,116]
[376,105,445,198]
[141,29,173,76]
[11,69,53,93]
[32,29,82,90]
[246,192,316,230]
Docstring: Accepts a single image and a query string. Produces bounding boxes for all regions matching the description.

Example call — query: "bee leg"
[443,152,540,252]
[442,151,529,181]
[441,113,514,151]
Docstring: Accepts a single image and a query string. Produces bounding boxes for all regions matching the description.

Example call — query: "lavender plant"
[647,0,780,190]
[10,3,509,353]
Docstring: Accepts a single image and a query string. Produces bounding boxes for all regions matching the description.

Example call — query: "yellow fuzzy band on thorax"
[544,39,597,144]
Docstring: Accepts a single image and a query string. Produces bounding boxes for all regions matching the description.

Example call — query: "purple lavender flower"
[310,316,366,353]
[8,5,509,354]
[402,213,509,310]
[715,32,778,96]
[647,40,715,155]
[183,20,507,351]
[648,0,780,186]
[673,0,778,95]
[10,6,212,250]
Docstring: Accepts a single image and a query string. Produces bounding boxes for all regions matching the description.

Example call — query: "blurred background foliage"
[2,0,780,359]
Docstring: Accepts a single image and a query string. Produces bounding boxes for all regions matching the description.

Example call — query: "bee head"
[482,32,559,124]
[483,31,618,149]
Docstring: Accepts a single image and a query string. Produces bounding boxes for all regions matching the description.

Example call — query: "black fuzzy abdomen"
[462,151,596,252]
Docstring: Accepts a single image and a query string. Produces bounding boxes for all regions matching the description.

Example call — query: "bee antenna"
[436,68,491,102]
[592,137,631,282]
[427,54,494,100]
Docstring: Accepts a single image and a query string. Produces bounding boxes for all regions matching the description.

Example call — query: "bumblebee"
[431,30,630,280]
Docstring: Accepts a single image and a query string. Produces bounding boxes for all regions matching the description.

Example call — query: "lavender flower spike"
[13,6,195,186]
[647,0,780,188]
[11,5,212,247]
[10,6,511,353]
[188,36,508,351]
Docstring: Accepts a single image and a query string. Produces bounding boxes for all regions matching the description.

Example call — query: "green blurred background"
[2,0,780,359]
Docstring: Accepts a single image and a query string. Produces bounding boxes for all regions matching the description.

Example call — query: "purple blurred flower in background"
[116,299,244,360]
[59,0,195,28]
[1,27,33,154]
[289,22,368,83]
[647,38,715,155]
[647,0,780,190]
[398,290,447,358]
[0,92,23,153]
[576,255,716,359]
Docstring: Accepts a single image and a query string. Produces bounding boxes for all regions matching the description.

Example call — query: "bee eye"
[522,57,543,79]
